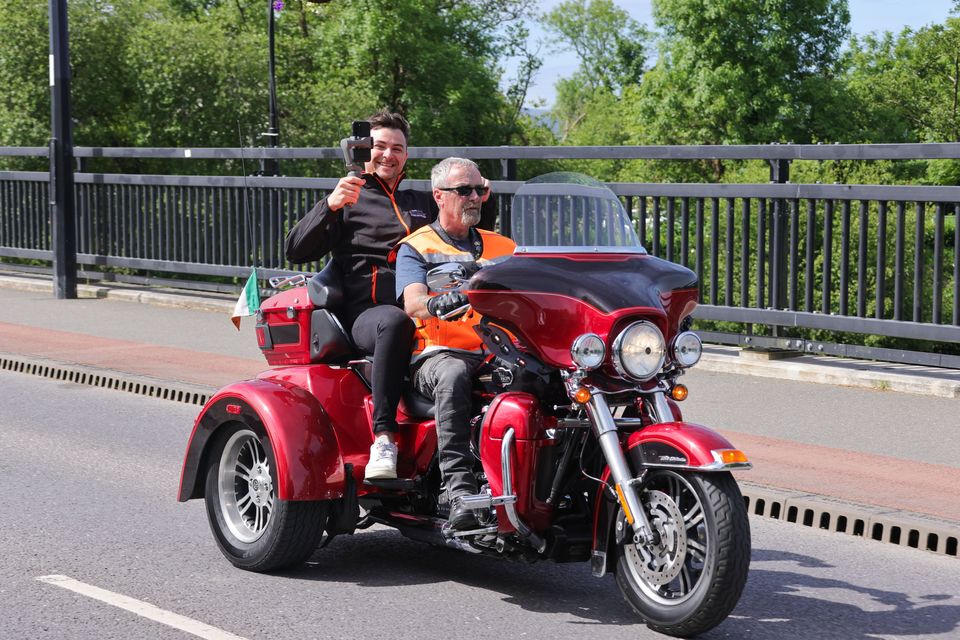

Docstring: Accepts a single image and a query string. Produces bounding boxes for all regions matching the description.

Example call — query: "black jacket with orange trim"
[284,173,496,323]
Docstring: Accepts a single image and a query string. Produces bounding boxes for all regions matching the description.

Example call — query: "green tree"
[538,0,651,179]
[846,19,960,144]
[633,0,851,179]
[0,1,50,150]
[542,0,649,94]
[0,0,535,167]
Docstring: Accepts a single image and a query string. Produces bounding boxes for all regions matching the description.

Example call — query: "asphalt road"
[2,370,959,639]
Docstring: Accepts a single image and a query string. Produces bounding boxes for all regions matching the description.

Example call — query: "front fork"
[583,391,667,546]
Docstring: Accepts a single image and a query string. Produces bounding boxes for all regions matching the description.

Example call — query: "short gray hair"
[431,157,479,189]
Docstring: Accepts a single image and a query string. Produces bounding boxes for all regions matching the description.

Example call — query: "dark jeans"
[413,351,484,500]
[347,305,415,435]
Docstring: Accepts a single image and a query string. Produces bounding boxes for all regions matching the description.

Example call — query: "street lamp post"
[261,0,281,176]
[49,0,77,298]
[262,0,332,176]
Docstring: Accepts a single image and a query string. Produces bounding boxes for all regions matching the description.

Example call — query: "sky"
[514,0,957,107]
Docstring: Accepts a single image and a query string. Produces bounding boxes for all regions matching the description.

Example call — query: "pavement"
[2,270,959,556]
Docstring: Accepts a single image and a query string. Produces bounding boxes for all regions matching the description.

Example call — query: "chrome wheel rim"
[623,471,709,605]
[218,429,274,544]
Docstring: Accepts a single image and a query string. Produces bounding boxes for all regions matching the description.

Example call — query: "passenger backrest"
[307,261,356,363]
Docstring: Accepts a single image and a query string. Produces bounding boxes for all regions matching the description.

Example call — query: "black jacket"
[284,172,495,323]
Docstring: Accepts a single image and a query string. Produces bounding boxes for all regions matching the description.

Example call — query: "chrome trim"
[648,390,675,424]
[570,333,605,370]
[584,394,654,541]
[268,273,307,290]
[515,246,647,255]
[501,429,547,554]
[632,461,753,471]
[611,321,666,382]
[457,493,517,510]
[670,331,703,368]
[591,550,607,578]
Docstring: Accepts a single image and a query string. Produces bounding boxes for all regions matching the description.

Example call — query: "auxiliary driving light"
[570,333,605,370]
[671,331,703,367]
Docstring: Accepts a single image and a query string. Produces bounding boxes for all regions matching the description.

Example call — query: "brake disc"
[625,490,687,587]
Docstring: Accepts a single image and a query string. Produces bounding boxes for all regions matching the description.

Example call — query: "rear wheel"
[614,470,750,637]
[204,423,328,572]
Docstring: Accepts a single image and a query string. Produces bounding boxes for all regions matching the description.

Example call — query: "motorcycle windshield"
[510,172,645,254]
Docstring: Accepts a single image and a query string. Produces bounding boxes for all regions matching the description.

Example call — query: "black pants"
[413,351,484,500]
[347,305,415,435]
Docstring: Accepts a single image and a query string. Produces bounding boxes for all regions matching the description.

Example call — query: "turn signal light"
[717,449,749,464]
[573,387,592,404]
[670,384,689,401]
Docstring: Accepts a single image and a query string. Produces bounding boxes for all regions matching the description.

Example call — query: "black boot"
[447,497,478,531]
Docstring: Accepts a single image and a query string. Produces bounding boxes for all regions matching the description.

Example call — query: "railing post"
[499,157,515,236]
[49,0,77,299]
[769,156,790,311]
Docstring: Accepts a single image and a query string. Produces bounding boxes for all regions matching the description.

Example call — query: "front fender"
[177,379,345,502]
[590,421,749,576]
[626,421,751,471]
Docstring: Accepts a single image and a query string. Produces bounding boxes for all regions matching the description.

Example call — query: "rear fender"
[177,379,345,502]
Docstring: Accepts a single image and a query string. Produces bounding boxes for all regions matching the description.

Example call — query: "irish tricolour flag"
[232,268,261,329]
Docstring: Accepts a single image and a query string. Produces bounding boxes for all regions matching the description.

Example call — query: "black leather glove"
[427,292,469,320]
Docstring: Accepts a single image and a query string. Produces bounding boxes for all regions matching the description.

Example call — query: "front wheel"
[203,423,329,572]
[614,470,750,637]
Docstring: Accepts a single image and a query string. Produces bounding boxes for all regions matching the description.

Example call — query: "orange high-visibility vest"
[398,225,515,362]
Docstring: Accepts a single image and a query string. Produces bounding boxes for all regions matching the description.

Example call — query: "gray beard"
[460,208,481,227]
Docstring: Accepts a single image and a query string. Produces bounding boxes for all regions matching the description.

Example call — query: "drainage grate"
[741,483,959,557]
[0,353,211,406]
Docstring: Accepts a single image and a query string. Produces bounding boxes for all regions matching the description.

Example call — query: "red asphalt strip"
[3,321,958,524]
[0,321,263,388]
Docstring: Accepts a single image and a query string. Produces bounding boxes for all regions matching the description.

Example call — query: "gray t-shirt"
[395,235,475,302]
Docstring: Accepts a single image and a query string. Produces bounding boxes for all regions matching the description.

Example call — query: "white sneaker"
[364,438,398,480]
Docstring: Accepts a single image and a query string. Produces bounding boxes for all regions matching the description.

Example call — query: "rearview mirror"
[426,263,467,292]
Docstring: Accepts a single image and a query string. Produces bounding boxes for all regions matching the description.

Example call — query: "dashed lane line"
[36,575,248,640]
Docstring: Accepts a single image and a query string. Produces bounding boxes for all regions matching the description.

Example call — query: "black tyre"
[203,423,329,572]
[614,470,750,637]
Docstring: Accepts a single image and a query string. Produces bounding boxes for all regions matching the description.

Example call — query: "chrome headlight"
[671,331,702,367]
[570,333,605,370]
[612,321,666,381]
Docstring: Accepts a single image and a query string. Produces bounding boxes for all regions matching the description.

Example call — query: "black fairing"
[470,254,697,313]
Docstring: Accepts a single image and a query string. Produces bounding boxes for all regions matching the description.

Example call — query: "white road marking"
[36,574,248,640]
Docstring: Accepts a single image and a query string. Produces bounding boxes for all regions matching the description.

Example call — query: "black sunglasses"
[438,185,489,197]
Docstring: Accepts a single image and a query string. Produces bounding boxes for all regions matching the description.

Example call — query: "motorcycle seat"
[401,387,436,419]
[349,357,436,419]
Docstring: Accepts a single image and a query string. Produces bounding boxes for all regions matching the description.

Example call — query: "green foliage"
[0,0,534,167]
[845,18,960,143]
[635,0,851,150]
[541,0,650,94]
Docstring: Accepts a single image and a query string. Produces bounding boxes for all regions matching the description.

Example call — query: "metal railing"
[1,143,959,366]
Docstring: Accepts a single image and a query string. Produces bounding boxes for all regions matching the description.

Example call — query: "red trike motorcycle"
[178,172,751,637]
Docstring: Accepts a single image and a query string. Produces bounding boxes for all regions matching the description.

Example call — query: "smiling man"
[394,157,515,530]
[285,112,495,481]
